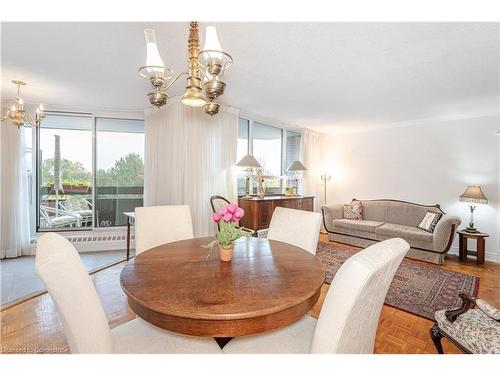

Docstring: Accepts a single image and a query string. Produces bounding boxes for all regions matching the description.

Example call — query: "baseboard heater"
[29,232,133,253]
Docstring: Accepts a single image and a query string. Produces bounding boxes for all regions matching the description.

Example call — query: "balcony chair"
[59,197,93,226]
[39,205,81,228]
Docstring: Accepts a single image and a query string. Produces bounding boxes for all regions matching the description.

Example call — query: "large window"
[285,130,301,171]
[96,118,144,227]
[252,122,283,194]
[37,114,93,230]
[36,113,144,231]
[237,118,302,196]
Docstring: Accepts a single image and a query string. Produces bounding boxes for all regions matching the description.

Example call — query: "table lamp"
[236,155,261,198]
[287,160,307,196]
[459,185,488,233]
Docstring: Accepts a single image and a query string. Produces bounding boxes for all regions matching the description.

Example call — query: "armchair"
[431,293,500,354]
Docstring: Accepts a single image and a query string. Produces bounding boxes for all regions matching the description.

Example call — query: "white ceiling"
[1,22,499,134]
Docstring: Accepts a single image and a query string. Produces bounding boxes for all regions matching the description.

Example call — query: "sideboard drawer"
[273,199,299,209]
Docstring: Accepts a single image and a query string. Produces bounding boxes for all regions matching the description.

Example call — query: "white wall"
[319,115,500,262]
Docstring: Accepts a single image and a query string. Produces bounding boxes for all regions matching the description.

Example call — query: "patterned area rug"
[316,242,480,321]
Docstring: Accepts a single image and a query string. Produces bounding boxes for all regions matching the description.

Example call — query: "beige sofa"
[321,199,461,265]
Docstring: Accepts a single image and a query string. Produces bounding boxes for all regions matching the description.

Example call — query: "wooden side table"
[458,230,489,264]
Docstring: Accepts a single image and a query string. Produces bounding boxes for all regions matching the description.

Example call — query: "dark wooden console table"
[237,195,314,232]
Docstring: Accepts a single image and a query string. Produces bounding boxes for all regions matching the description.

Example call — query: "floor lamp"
[320,173,331,233]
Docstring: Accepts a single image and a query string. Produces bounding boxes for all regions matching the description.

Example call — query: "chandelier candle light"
[139,22,233,116]
[1,80,45,128]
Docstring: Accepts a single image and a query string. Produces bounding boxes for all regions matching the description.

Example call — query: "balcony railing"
[39,185,144,229]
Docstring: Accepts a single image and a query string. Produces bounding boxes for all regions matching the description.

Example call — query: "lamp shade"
[459,185,488,204]
[236,154,261,168]
[203,26,223,61]
[287,160,307,172]
[144,29,165,76]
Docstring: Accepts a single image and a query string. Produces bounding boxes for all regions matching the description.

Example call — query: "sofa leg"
[430,324,444,354]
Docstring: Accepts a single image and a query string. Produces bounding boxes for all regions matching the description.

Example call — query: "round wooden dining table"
[120,236,325,337]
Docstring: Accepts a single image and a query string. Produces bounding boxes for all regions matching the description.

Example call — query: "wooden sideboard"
[238,195,315,232]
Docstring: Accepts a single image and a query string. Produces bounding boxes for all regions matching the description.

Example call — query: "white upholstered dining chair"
[135,205,194,256]
[223,238,409,354]
[35,233,222,354]
[267,207,322,255]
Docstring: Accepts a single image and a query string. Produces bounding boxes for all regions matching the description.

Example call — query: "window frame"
[33,111,144,233]
[238,115,303,196]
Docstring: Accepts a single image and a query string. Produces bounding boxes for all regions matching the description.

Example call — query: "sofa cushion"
[386,201,441,227]
[376,223,433,243]
[331,226,378,240]
[343,201,363,220]
[417,211,443,233]
[333,219,384,233]
[357,201,388,222]
[376,233,435,251]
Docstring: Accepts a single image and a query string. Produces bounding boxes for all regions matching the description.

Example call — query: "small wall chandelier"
[1,80,45,128]
[138,21,233,116]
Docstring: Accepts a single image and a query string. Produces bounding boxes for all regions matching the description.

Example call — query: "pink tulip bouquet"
[204,203,249,261]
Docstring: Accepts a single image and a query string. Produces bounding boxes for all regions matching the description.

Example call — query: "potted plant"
[204,203,249,262]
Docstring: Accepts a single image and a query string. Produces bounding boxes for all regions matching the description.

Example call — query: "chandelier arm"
[199,68,212,82]
[163,72,189,92]
[0,109,11,121]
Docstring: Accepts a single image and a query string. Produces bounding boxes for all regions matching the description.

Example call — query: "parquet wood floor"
[1,234,498,354]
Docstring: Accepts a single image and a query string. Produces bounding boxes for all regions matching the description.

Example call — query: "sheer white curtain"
[0,123,31,258]
[301,129,322,212]
[144,97,238,236]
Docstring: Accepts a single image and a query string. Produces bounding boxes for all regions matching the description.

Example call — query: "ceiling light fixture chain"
[138,21,233,116]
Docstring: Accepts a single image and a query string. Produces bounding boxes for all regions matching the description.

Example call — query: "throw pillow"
[343,201,363,220]
[417,211,443,233]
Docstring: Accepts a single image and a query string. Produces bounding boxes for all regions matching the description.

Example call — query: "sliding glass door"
[95,118,144,227]
[37,114,93,230]
[35,113,144,232]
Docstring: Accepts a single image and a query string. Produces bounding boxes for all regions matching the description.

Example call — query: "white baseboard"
[448,245,499,263]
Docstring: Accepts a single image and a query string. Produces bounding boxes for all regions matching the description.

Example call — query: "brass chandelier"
[138,21,233,116]
[1,80,45,128]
